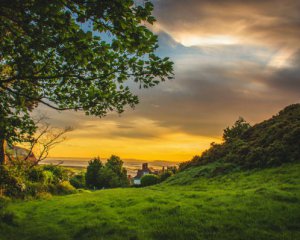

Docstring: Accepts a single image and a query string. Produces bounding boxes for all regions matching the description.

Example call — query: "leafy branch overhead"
[0,0,173,153]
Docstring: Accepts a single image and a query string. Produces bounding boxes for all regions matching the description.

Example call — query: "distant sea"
[41,157,180,176]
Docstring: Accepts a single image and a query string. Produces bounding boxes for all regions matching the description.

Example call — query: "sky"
[38,0,300,162]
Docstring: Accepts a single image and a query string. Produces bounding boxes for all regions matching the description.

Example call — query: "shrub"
[25,182,49,197]
[52,181,76,195]
[159,171,173,182]
[36,192,52,200]
[0,166,26,198]
[27,167,45,182]
[42,170,55,184]
[141,174,159,187]
[42,165,70,183]
[27,167,54,185]
[70,172,86,189]
[1,164,76,199]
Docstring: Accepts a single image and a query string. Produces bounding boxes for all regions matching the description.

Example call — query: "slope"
[1,162,299,240]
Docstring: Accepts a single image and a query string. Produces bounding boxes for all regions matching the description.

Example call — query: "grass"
[1,163,300,240]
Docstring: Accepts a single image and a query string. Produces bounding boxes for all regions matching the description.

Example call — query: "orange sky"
[52,131,221,161]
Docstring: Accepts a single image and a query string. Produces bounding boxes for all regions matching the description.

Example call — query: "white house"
[132,163,153,185]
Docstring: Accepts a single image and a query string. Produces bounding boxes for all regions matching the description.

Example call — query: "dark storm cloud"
[129,64,298,137]
[268,52,300,93]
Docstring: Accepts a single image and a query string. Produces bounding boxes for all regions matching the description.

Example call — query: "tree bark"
[0,134,6,165]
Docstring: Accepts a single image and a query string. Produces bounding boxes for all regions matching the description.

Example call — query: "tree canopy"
[85,156,128,189]
[0,0,173,163]
[223,117,251,142]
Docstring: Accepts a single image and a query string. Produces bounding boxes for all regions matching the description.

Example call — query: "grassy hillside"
[1,162,299,240]
[1,104,299,239]
[180,104,300,170]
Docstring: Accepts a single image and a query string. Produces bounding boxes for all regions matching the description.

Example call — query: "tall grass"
[1,163,299,240]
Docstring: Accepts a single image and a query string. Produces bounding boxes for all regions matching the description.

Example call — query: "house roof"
[134,169,149,179]
[133,163,158,180]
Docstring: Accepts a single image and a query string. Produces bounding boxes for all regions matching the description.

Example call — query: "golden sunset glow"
[44,114,221,161]
[173,35,238,47]
[51,133,221,161]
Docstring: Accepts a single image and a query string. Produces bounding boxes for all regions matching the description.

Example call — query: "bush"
[50,181,76,195]
[42,165,70,183]
[1,164,76,199]
[27,167,54,185]
[70,172,86,189]
[42,170,55,184]
[27,167,45,182]
[24,182,49,197]
[159,171,173,182]
[141,174,159,187]
[36,192,52,200]
[0,166,26,198]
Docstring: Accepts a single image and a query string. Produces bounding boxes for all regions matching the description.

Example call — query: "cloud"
[32,1,299,160]
[153,0,300,48]
[267,51,300,93]
[36,32,299,141]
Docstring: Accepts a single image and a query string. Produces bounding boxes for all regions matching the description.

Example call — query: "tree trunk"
[0,135,6,165]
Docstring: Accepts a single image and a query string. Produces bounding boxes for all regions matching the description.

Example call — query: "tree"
[105,155,128,187]
[223,117,251,142]
[85,157,103,189]
[85,155,128,189]
[0,0,174,164]
[5,118,72,168]
[97,167,119,188]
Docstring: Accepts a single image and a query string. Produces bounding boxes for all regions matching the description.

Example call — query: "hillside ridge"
[180,103,300,171]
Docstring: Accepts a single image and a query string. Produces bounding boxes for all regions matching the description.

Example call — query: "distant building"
[133,163,154,185]
[132,163,177,185]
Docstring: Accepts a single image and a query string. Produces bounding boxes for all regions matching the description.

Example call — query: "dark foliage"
[85,157,103,189]
[180,104,300,170]
[70,172,86,189]
[85,155,129,189]
[0,165,25,198]
[159,171,174,182]
[0,0,173,165]
[141,174,159,186]
[0,164,75,199]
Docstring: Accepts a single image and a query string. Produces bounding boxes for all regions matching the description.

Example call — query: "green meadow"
[1,162,299,240]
